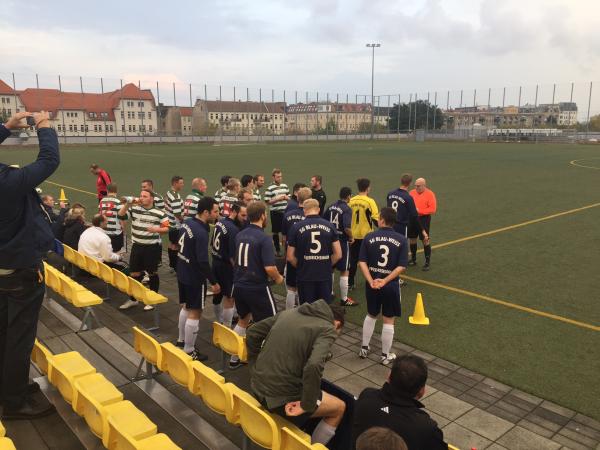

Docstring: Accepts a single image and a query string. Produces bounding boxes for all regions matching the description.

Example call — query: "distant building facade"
[285,102,372,133]
[193,100,286,135]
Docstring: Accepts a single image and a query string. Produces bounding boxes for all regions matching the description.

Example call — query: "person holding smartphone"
[0,111,59,420]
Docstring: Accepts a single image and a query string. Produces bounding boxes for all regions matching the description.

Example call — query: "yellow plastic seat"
[132,327,163,379]
[104,400,157,449]
[112,268,132,295]
[97,261,115,284]
[48,351,96,404]
[62,280,103,308]
[0,420,5,437]
[212,322,247,362]
[129,279,168,306]
[31,339,53,375]
[83,254,101,277]
[189,362,228,415]
[44,265,62,294]
[133,433,181,450]
[160,343,192,387]
[62,244,77,264]
[73,372,124,438]
[281,427,327,450]
[448,445,460,450]
[233,387,283,449]
[73,250,87,269]
[0,437,16,450]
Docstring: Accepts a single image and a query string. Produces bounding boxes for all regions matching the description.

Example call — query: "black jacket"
[0,125,60,269]
[62,219,87,250]
[311,188,327,215]
[352,383,447,450]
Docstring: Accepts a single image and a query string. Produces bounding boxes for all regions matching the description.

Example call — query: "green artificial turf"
[2,139,599,419]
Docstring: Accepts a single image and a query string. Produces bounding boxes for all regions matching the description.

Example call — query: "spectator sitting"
[356,427,408,450]
[40,194,66,223]
[78,214,122,265]
[53,202,83,241]
[62,206,87,249]
[352,354,448,450]
[246,299,347,446]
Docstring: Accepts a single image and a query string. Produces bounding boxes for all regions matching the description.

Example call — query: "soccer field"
[2,139,599,419]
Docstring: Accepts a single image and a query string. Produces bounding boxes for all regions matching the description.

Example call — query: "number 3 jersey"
[359,227,409,279]
[287,214,339,282]
[233,224,276,287]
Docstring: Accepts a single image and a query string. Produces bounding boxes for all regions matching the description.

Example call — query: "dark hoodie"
[246,299,338,413]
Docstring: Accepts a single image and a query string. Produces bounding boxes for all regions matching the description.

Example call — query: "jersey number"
[354,210,360,223]
[378,245,389,267]
[310,231,321,254]
[212,230,222,251]
[329,212,339,228]
[178,233,185,253]
[391,200,398,211]
[237,243,249,267]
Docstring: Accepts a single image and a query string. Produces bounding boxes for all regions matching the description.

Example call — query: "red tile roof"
[180,107,193,117]
[0,79,15,95]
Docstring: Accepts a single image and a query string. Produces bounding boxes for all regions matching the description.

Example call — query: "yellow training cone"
[58,188,68,202]
[409,293,430,325]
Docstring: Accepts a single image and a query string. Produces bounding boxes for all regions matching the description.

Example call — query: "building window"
[80,125,84,132]
[138,101,144,107]
[121,111,124,118]
[85,125,88,132]
[109,125,113,132]
[147,112,151,119]
[122,125,125,132]
[132,125,136,132]
[128,125,132,132]
[138,112,143,119]
[149,125,153,132]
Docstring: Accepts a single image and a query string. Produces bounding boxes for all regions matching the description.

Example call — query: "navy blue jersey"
[177,218,211,286]
[288,214,339,282]
[211,217,239,263]
[282,207,305,238]
[359,227,408,279]
[325,200,352,242]
[284,197,299,214]
[233,224,276,287]
[387,188,418,229]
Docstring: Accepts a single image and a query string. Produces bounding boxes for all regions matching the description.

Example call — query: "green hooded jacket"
[246,299,338,413]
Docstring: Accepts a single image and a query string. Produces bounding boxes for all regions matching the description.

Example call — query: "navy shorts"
[297,279,332,305]
[285,262,297,288]
[178,281,207,310]
[393,223,408,238]
[212,258,234,303]
[408,215,431,239]
[168,228,180,245]
[233,284,277,322]
[270,210,284,234]
[335,240,350,272]
[366,280,401,318]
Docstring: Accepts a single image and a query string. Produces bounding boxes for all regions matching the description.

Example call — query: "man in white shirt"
[78,214,122,265]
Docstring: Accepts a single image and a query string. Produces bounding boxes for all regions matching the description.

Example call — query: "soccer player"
[253,174,265,200]
[98,183,125,252]
[358,207,408,366]
[310,175,327,214]
[348,178,379,289]
[325,187,357,306]
[218,177,241,217]
[409,178,437,271]
[241,174,255,192]
[230,201,284,369]
[183,177,207,219]
[117,190,169,310]
[165,175,184,272]
[287,199,341,305]
[386,174,428,240]
[90,163,111,202]
[214,175,231,204]
[285,182,307,213]
[141,179,165,210]
[263,168,290,256]
[211,202,242,327]
[238,188,254,207]
[281,187,312,309]
[176,197,221,361]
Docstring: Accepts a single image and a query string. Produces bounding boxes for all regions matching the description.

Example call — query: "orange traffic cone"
[58,188,68,203]
[409,293,430,325]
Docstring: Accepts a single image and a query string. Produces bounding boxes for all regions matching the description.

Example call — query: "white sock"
[381,323,395,356]
[331,273,335,295]
[340,276,349,301]
[231,324,246,362]
[222,307,234,328]
[362,315,376,348]
[178,308,187,342]
[311,419,337,445]
[213,303,223,323]
[286,291,296,309]
[184,318,199,353]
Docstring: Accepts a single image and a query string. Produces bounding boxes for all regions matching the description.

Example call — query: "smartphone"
[26,116,36,127]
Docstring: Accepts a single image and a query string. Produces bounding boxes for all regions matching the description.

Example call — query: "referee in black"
[0,111,58,419]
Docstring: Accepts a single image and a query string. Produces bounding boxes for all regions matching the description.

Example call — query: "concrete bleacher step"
[23,297,245,450]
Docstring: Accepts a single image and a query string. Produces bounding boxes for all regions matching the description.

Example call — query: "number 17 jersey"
[359,227,408,279]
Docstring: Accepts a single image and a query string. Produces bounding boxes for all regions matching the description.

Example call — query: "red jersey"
[409,188,437,216]
[96,169,111,199]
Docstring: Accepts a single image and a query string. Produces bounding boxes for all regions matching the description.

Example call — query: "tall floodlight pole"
[366,43,381,140]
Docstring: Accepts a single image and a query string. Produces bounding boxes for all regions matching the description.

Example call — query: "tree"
[388,100,443,132]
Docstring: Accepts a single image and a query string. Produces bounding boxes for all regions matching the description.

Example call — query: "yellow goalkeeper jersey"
[349,194,379,239]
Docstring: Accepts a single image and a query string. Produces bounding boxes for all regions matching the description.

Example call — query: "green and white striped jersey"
[98,196,123,236]
[165,189,183,229]
[253,188,262,201]
[127,205,168,245]
[153,193,165,210]
[214,187,227,204]
[183,190,204,219]
[264,183,289,211]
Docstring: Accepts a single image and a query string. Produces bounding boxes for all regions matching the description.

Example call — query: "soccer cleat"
[422,262,430,271]
[175,341,184,348]
[381,353,397,366]
[358,346,370,358]
[143,304,155,311]
[119,299,139,310]
[228,358,247,370]
[341,297,359,307]
[188,350,208,362]
[408,259,417,266]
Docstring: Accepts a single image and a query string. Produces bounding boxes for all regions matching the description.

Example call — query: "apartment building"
[285,102,372,133]
[193,100,286,135]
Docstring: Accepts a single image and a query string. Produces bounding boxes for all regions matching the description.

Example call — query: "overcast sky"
[1,0,599,110]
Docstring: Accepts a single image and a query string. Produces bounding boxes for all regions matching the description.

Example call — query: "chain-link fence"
[1,72,598,144]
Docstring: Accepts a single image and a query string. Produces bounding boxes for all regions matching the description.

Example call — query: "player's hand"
[369,279,380,289]
[4,111,32,130]
[373,279,385,289]
[211,283,221,295]
[32,111,50,128]
[284,401,305,417]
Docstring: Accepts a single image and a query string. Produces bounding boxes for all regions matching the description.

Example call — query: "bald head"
[415,178,427,193]
[192,177,207,193]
